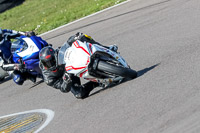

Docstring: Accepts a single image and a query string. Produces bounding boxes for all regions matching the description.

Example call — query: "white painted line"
[34,109,55,133]
[0,109,55,133]
[40,0,131,36]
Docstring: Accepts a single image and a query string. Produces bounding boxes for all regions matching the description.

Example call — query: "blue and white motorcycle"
[0,32,49,83]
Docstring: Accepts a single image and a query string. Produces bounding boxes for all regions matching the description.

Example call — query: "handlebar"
[18,31,26,35]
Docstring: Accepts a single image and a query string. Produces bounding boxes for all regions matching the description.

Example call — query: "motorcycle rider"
[0,28,37,84]
[0,28,36,63]
[0,28,21,63]
[39,32,118,99]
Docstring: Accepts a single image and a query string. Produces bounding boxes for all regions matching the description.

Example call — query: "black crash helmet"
[39,46,57,71]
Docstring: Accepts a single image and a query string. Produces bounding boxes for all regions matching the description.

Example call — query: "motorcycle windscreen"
[57,42,70,65]
[11,38,28,54]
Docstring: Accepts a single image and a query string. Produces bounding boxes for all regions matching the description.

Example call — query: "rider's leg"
[12,70,25,85]
[12,70,36,85]
[23,71,37,83]
[70,81,99,99]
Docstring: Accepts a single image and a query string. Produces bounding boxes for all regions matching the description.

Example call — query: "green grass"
[0,0,126,34]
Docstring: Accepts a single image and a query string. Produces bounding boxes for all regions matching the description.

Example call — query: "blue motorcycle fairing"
[20,35,48,49]
[24,59,42,75]
[13,52,39,63]
[29,36,48,49]
[11,35,48,75]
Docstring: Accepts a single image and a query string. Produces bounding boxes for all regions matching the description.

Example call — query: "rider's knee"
[12,70,25,85]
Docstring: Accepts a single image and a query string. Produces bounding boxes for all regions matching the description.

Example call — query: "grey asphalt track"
[1,0,200,132]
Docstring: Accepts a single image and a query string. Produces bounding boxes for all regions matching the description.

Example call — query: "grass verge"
[0,0,126,34]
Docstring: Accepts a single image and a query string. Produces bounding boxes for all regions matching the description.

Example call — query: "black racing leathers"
[40,62,66,90]
[40,60,99,99]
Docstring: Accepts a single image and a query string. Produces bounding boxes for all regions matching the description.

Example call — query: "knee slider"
[12,70,25,85]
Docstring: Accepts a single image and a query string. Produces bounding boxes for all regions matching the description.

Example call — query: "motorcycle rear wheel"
[97,61,137,79]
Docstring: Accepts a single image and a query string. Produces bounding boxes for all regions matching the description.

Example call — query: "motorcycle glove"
[25,31,36,37]
[63,73,71,83]
[60,81,71,93]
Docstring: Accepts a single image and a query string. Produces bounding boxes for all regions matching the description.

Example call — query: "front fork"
[88,56,124,88]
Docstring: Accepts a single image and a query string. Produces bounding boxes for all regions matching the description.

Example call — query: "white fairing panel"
[17,38,39,57]
[92,44,129,68]
[64,41,90,74]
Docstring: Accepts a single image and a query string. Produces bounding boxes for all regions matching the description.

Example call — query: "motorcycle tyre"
[97,61,137,79]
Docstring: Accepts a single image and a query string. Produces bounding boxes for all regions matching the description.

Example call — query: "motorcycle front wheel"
[97,61,137,79]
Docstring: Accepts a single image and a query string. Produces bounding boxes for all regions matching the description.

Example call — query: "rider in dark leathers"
[0,28,36,63]
[39,33,118,99]
[0,28,38,84]
[0,28,22,63]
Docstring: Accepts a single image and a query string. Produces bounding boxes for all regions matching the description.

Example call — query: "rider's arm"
[3,29,35,40]
[43,72,71,93]
[2,29,18,34]
[67,32,88,46]
[0,56,23,71]
[67,32,106,47]
[67,32,91,46]
[40,64,60,88]
[39,62,71,92]
[2,29,33,36]
[2,29,20,36]
[3,29,21,40]
[2,64,15,71]
[42,71,63,89]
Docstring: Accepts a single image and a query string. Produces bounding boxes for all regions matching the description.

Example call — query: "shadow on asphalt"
[88,63,160,98]
[29,79,44,89]
[137,63,160,77]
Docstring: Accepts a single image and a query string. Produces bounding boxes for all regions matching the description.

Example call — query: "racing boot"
[24,72,37,83]
[109,44,118,52]
[72,82,99,99]
[28,75,37,83]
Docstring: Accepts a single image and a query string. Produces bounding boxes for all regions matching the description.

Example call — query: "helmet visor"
[41,56,56,69]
